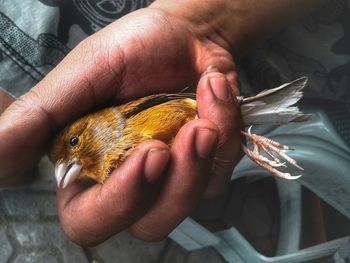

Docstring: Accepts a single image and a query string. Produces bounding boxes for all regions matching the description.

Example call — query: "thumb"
[203,64,239,97]
[197,45,239,97]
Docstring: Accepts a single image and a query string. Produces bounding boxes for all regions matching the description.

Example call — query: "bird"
[50,77,310,188]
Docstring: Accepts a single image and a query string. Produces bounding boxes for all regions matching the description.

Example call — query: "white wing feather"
[241,77,311,125]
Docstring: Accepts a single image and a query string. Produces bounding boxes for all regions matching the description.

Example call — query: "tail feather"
[241,77,311,125]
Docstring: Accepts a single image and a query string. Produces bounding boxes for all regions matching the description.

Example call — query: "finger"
[129,119,218,241]
[204,64,239,97]
[57,140,170,246]
[197,66,243,198]
[0,89,15,114]
[197,45,239,96]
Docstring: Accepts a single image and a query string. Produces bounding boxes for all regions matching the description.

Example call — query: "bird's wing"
[241,77,311,125]
[118,93,196,118]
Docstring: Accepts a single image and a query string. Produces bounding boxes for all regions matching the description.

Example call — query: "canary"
[50,77,310,188]
[50,93,197,187]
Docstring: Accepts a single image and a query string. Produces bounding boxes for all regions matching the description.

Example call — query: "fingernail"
[196,128,218,159]
[209,75,230,101]
[144,148,170,183]
[205,65,218,74]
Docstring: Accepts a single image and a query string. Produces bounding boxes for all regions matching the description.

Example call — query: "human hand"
[0,5,238,186]
[0,0,324,185]
[55,0,327,246]
[0,4,241,244]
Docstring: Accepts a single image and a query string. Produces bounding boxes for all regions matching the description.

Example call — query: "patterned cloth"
[0,0,349,101]
[0,0,152,96]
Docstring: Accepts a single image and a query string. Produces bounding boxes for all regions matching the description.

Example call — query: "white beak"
[55,160,82,188]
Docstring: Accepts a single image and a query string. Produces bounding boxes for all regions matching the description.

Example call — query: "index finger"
[57,140,170,246]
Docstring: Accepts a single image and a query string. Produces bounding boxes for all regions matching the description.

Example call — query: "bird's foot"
[241,126,303,180]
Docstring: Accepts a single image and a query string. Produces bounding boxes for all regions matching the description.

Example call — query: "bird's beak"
[55,160,82,188]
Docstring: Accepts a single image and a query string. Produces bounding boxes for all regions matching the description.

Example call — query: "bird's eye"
[69,136,79,147]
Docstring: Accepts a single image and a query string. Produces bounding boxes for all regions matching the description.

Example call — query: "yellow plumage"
[50,94,197,185]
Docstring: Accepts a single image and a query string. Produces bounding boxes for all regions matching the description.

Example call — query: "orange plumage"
[50,93,197,187]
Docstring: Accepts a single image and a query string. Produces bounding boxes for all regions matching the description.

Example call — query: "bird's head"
[50,112,107,188]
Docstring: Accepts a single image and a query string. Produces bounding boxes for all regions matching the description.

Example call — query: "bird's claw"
[241,126,302,180]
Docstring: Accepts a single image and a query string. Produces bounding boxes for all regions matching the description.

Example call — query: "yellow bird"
[50,77,309,188]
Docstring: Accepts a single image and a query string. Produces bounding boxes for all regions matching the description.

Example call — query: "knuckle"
[219,113,242,137]
[204,103,242,135]
[193,118,218,131]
